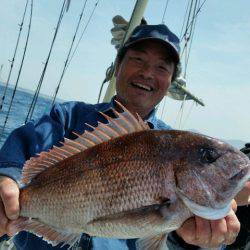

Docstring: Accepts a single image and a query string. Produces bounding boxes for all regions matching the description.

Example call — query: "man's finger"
[0,201,8,235]
[224,210,240,245]
[0,178,20,220]
[176,217,196,244]
[210,218,227,247]
[195,216,212,246]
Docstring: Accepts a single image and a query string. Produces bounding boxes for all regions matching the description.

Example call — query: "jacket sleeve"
[0,102,72,183]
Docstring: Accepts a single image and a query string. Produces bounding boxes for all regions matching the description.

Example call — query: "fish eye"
[200,148,220,164]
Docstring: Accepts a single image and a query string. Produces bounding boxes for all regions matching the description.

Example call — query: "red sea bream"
[10,102,250,250]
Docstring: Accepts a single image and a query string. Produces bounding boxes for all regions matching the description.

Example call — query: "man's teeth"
[132,82,152,91]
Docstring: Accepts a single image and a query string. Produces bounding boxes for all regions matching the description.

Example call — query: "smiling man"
[115,25,178,120]
[0,24,248,250]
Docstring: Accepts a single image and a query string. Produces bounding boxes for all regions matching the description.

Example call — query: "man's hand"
[176,202,240,248]
[0,177,20,237]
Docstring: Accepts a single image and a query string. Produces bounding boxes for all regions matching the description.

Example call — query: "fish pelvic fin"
[21,100,149,185]
[8,217,81,248]
[136,233,169,250]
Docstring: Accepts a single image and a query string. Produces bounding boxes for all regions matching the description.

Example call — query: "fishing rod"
[0,0,33,139]
[0,0,29,111]
[51,0,87,107]
[25,0,68,123]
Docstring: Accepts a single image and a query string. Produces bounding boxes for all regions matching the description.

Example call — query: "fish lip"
[130,81,154,91]
[229,168,247,181]
[176,187,231,219]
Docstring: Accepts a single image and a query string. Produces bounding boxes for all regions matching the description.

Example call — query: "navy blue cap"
[121,24,180,63]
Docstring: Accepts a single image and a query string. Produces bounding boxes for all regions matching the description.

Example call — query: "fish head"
[166,131,250,220]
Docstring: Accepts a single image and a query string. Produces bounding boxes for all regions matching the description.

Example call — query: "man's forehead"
[128,40,175,62]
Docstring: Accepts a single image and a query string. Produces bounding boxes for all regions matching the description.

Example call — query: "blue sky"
[0,0,249,143]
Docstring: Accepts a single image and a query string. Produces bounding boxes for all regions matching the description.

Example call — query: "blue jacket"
[0,98,198,250]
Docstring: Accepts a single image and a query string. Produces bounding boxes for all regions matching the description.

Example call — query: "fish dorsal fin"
[21,101,149,185]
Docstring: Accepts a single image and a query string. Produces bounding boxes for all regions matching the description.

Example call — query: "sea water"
[0,83,57,147]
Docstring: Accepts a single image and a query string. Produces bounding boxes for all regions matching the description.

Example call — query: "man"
[0,24,249,250]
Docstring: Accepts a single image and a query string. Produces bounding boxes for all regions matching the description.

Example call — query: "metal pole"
[102,0,148,102]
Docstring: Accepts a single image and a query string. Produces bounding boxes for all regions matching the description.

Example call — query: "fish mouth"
[176,188,231,220]
[131,82,154,92]
[229,168,249,181]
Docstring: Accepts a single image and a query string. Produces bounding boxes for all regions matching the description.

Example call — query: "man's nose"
[139,63,154,80]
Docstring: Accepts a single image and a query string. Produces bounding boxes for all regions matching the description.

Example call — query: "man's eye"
[134,57,143,62]
[158,65,168,72]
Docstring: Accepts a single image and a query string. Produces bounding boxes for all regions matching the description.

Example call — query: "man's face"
[115,40,175,117]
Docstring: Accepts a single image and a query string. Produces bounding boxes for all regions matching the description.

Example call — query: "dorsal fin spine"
[84,124,104,143]
[100,111,127,135]
[81,130,100,145]
[64,137,87,150]
[54,146,73,156]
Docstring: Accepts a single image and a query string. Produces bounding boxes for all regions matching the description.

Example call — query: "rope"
[183,0,198,77]
[0,0,29,111]
[161,0,170,24]
[67,0,100,68]
[180,0,206,42]
[97,63,114,103]
[25,0,67,123]
[0,0,33,139]
[182,100,195,128]
[50,0,88,108]
[179,0,191,39]
[174,94,187,129]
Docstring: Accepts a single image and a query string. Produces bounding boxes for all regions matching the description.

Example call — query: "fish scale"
[9,102,250,250]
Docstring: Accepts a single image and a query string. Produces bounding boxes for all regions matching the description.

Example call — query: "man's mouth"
[131,82,153,92]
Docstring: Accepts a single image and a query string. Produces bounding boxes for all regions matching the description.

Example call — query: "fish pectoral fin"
[136,233,169,250]
[8,217,81,248]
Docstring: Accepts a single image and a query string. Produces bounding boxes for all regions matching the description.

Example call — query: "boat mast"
[102,0,149,102]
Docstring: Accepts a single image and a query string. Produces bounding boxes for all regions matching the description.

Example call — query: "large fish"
[9,102,250,250]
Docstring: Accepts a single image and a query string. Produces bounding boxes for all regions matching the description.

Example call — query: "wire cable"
[67,0,100,68]
[161,0,170,24]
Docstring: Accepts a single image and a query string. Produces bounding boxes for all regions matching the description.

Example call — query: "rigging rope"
[180,0,206,42]
[183,0,198,77]
[179,0,191,39]
[182,100,195,128]
[0,0,29,111]
[50,0,88,108]
[25,0,67,123]
[0,0,33,139]
[161,0,170,24]
[174,94,187,129]
[66,0,100,68]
